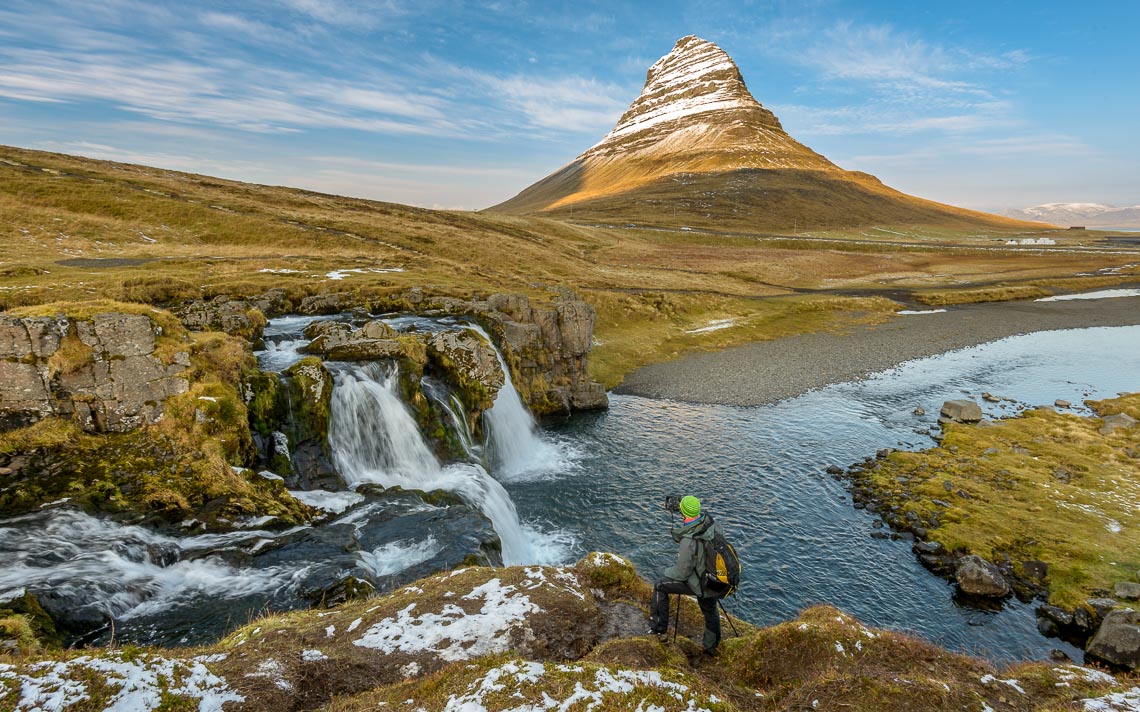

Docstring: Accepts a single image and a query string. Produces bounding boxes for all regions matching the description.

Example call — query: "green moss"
[285,357,332,448]
[854,393,1140,609]
[242,369,287,437]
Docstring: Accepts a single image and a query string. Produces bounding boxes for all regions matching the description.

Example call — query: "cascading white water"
[327,361,566,565]
[421,377,481,462]
[463,325,573,480]
[0,510,304,623]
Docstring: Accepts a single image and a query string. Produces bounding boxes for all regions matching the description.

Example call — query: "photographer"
[649,494,723,655]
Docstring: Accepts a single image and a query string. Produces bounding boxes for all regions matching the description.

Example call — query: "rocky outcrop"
[480,292,608,415]
[1086,609,1140,670]
[0,313,189,433]
[173,296,267,339]
[955,555,1011,598]
[426,330,504,412]
[294,290,608,416]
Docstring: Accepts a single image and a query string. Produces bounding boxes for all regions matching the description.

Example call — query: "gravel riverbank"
[614,295,1140,406]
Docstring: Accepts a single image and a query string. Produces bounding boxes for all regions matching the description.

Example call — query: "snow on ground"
[0,653,242,711]
[288,489,365,513]
[438,661,714,712]
[683,318,736,334]
[1037,289,1140,302]
[1082,687,1140,711]
[325,267,404,280]
[898,309,948,315]
[353,577,541,661]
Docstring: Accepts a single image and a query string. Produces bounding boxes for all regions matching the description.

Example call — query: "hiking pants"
[650,579,721,652]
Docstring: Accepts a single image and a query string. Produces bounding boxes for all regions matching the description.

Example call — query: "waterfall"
[327,362,565,565]
[421,377,481,462]
[463,325,573,481]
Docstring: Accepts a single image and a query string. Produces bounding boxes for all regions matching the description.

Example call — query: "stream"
[1,320,1137,662]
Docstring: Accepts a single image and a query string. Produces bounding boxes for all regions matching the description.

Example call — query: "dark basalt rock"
[1086,609,1140,671]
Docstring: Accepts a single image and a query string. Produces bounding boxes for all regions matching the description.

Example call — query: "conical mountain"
[490,36,1042,231]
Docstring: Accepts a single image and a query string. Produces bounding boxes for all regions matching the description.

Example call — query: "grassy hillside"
[3,145,1138,387]
[508,166,1048,233]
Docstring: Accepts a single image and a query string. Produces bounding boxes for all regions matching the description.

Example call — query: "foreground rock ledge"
[2,553,1137,711]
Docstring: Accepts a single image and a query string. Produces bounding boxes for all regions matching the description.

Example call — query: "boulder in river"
[955,555,1011,597]
[1086,608,1140,670]
[940,400,983,423]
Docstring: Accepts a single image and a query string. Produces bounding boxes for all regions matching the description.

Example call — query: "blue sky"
[1,0,1137,212]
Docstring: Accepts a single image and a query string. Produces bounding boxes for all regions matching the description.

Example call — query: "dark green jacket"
[663,514,721,597]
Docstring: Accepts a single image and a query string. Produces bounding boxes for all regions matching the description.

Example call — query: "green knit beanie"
[679,495,701,518]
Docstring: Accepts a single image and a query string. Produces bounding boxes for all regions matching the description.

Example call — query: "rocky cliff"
[0,311,189,433]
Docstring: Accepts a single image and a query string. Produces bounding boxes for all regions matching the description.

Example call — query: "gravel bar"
[614,295,1140,406]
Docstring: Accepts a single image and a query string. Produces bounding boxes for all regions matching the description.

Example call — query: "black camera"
[663,495,681,511]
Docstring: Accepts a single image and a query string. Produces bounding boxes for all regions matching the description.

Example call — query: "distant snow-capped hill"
[1005,203,1140,228]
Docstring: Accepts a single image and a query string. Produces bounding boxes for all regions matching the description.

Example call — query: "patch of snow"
[683,318,736,334]
[898,309,948,315]
[835,641,845,655]
[258,470,284,482]
[3,652,243,711]
[258,268,302,274]
[1107,520,1123,534]
[1037,289,1140,302]
[1082,687,1140,710]
[300,649,328,662]
[1056,665,1117,686]
[347,617,363,633]
[353,578,541,661]
[399,662,420,678]
[325,267,404,280]
[980,674,1025,694]
[325,625,335,638]
[246,659,292,691]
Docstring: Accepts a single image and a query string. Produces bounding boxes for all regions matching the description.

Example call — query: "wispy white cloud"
[304,155,532,178]
[761,19,1034,140]
[488,75,628,131]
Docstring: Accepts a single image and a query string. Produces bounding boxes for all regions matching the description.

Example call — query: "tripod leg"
[671,593,680,643]
[718,599,740,637]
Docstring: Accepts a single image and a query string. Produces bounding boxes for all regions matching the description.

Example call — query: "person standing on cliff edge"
[648,494,722,655]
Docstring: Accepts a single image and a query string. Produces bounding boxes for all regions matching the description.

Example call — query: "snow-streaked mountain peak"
[601,35,779,143]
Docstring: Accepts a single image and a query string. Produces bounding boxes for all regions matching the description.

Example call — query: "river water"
[1,321,1137,661]
[508,325,1140,663]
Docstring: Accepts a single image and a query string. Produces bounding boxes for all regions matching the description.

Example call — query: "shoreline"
[613,295,1140,406]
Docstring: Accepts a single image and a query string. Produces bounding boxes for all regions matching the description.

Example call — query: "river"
[1,322,1137,662]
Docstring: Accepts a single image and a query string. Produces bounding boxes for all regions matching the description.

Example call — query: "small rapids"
[0,510,306,638]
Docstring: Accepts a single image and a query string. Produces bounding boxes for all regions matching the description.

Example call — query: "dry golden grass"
[3,145,1138,386]
[913,285,1055,306]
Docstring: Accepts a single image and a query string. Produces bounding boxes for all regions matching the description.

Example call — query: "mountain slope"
[1005,202,1140,228]
[490,36,1046,232]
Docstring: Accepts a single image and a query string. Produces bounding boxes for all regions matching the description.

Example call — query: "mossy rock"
[284,357,333,448]
[243,369,288,438]
[0,589,62,649]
